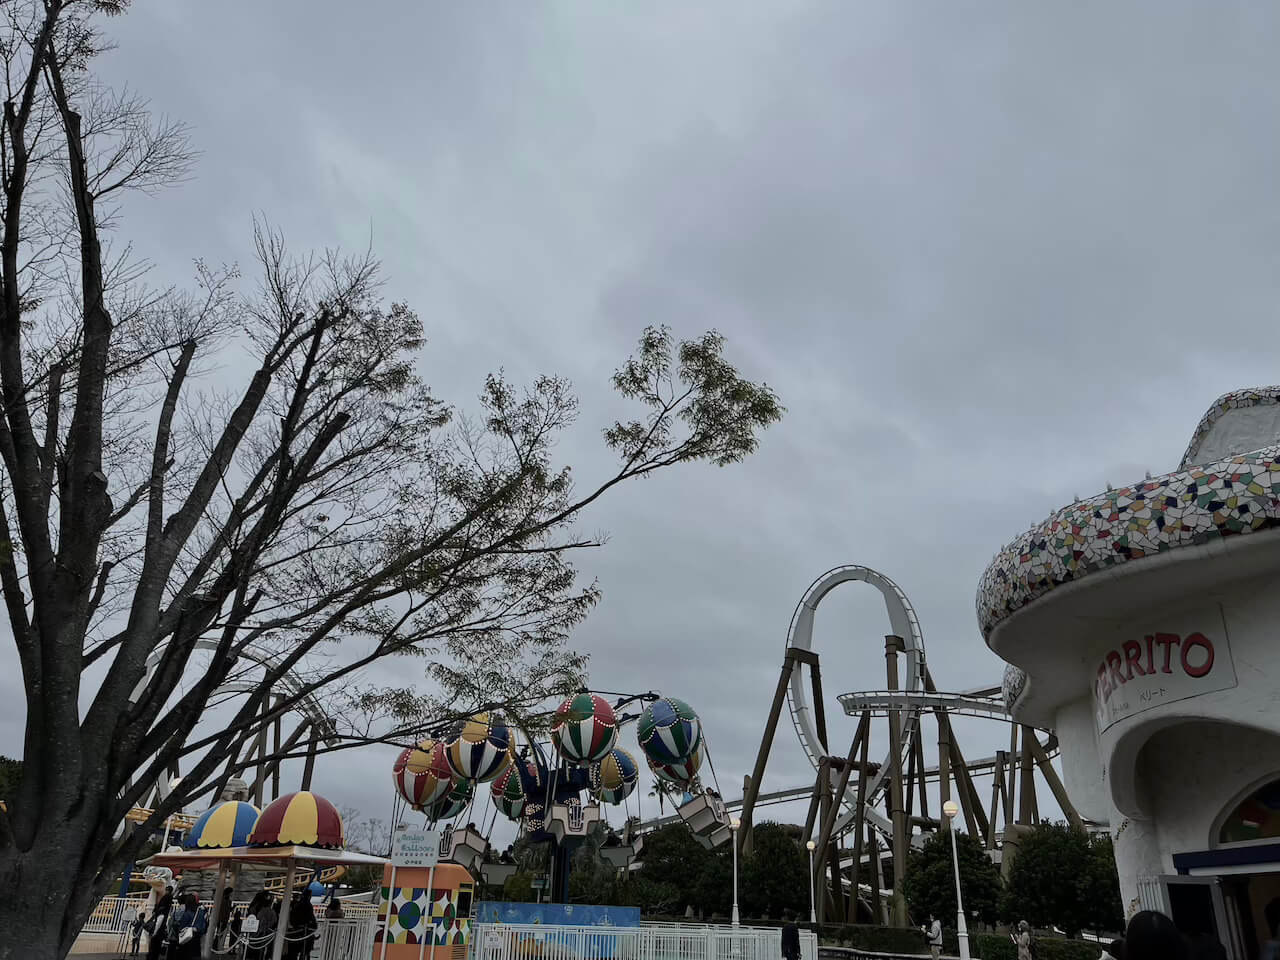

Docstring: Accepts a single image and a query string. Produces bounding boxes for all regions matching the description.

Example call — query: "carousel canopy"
[185,800,260,850]
[248,791,345,849]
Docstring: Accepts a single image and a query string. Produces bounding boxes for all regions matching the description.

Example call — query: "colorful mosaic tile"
[1180,386,1280,469]
[977,444,1280,640]
[1001,664,1026,708]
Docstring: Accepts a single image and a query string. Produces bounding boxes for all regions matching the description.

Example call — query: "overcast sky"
[6,1,1280,844]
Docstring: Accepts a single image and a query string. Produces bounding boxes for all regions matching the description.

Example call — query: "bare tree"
[0,4,781,958]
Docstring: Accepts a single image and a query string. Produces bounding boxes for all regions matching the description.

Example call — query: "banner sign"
[391,827,442,868]
[1093,610,1237,732]
[473,901,640,927]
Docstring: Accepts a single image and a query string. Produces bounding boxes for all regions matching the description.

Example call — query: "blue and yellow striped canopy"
[185,800,260,849]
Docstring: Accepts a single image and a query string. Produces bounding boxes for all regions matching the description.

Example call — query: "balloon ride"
[387,688,727,903]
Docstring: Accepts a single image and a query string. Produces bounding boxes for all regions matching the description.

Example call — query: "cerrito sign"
[1093,625,1237,732]
[391,827,442,867]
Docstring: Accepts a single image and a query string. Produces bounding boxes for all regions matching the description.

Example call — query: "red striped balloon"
[392,738,456,810]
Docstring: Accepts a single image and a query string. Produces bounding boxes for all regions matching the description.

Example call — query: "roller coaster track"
[783,565,927,841]
[262,865,347,892]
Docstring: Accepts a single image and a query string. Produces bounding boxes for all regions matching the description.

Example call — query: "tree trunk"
[0,845,93,960]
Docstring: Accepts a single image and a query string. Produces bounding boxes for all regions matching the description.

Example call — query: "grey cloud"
[3,0,1278,833]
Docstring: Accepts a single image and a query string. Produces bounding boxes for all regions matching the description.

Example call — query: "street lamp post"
[730,818,741,927]
[942,801,971,960]
[805,840,817,925]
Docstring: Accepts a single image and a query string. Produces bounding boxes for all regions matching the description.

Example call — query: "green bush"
[971,933,1017,959]
[817,923,928,954]
[1034,938,1107,960]
[970,932,1101,960]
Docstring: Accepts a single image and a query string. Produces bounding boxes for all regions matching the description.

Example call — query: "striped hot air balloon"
[248,791,345,849]
[551,691,618,766]
[647,744,703,787]
[444,713,514,783]
[490,759,541,821]
[185,800,260,849]
[422,777,474,823]
[638,697,702,767]
[590,747,639,805]
[392,738,456,810]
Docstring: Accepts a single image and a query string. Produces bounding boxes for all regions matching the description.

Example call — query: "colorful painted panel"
[376,886,430,945]
[375,863,474,960]
[1220,779,1280,844]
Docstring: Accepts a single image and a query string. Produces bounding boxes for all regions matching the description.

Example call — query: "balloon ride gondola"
[388,691,729,903]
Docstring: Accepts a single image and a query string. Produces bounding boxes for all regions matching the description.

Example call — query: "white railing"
[472,921,817,960]
[315,915,378,960]
[83,894,149,934]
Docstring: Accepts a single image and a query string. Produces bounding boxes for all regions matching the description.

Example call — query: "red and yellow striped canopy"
[248,791,345,849]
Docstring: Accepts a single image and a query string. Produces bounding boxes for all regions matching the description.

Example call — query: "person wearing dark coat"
[169,893,208,960]
[285,891,318,959]
[781,910,802,960]
[146,890,174,960]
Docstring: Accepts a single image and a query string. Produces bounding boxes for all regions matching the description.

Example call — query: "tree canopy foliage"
[0,3,781,957]
[1000,823,1124,936]
[902,830,1003,927]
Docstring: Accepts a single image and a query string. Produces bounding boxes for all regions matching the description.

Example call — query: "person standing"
[781,910,801,960]
[145,889,174,960]
[170,893,208,960]
[925,914,943,960]
[286,891,318,960]
[245,892,278,960]
[1013,921,1033,960]
[214,884,234,946]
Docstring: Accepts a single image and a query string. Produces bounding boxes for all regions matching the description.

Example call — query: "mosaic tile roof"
[977,444,1280,640]
[1180,386,1280,469]
[1001,664,1026,710]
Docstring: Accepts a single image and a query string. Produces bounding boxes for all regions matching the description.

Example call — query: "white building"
[979,388,1280,959]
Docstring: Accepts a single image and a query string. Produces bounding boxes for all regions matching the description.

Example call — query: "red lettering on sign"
[1094,631,1221,707]
[1123,639,1147,679]
[1181,632,1215,678]
[1107,650,1126,692]
[1155,633,1179,674]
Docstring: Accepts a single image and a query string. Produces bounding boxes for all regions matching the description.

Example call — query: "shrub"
[1034,938,1108,960]
[817,923,928,953]
[970,932,1102,960]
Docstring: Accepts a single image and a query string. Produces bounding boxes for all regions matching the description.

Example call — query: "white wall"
[1037,574,1280,911]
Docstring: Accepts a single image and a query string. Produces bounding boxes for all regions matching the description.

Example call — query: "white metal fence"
[472,921,817,960]
[314,915,378,960]
[83,894,149,934]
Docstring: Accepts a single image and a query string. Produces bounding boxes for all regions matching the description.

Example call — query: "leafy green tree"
[741,822,808,917]
[503,872,536,902]
[903,830,1002,927]
[634,823,715,914]
[1085,833,1125,933]
[1000,822,1122,936]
